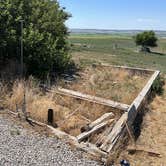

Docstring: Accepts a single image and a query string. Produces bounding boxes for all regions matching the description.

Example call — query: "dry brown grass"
[2,78,121,136]
[5,80,25,111]
[0,81,8,107]
[2,79,58,123]
[64,66,151,104]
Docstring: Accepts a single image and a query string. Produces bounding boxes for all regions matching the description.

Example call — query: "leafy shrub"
[0,0,72,79]
[152,76,165,95]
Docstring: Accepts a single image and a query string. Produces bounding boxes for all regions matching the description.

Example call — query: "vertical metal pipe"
[20,20,24,77]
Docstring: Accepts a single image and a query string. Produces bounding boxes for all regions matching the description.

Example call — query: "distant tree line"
[0,0,73,78]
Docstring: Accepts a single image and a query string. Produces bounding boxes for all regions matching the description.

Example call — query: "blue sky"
[59,0,166,30]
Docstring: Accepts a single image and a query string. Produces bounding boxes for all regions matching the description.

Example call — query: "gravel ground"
[0,114,101,166]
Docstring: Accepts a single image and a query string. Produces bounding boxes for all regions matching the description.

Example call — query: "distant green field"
[69,34,166,73]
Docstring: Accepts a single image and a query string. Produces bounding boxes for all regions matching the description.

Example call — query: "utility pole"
[20,20,24,78]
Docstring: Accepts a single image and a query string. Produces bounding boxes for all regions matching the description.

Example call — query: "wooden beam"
[127,70,160,125]
[127,145,161,157]
[47,125,78,143]
[57,88,129,111]
[28,118,46,127]
[77,119,114,142]
[100,113,127,151]
[89,112,114,129]
[98,64,155,73]
[100,70,160,153]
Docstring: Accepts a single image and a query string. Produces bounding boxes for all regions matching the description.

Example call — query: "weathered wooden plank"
[100,113,127,151]
[77,122,108,142]
[47,125,77,142]
[80,113,113,133]
[127,70,160,125]
[89,112,114,129]
[127,145,161,157]
[77,119,114,142]
[100,70,160,153]
[57,88,129,111]
[98,63,155,73]
[133,70,160,109]
[28,118,47,127]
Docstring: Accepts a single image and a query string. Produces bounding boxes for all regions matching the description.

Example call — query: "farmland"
[69,34,166,73]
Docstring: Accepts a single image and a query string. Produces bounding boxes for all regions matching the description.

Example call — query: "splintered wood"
[127,145,161,157]
[77,113,114,142]
[89,112,114,129]
[77,119,114,142]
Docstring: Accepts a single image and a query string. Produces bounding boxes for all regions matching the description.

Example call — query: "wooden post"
[48,109,54,125]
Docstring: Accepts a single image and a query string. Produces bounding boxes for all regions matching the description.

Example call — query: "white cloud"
[137,18,160,23]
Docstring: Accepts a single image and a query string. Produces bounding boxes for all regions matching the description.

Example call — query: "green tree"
[0,0,71,78]
[134,31,158,52]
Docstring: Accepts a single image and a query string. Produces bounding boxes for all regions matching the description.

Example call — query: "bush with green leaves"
[0,0,72,78]
[152,76,165,95]
[134,31,158,52]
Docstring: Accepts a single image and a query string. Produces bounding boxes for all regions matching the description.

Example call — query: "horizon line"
[69,28,166,32]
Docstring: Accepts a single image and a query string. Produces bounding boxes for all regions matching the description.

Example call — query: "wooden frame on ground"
[49,65,160,161]
[7,65,160,162]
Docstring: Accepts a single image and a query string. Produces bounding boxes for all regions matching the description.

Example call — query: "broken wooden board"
[89,112,114,129]
[77,119,114,142]
[100,113,127,152]
[47,125,78,143]
[57,88,129,111]
[100,70,160,153]
[127,145,161,157]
